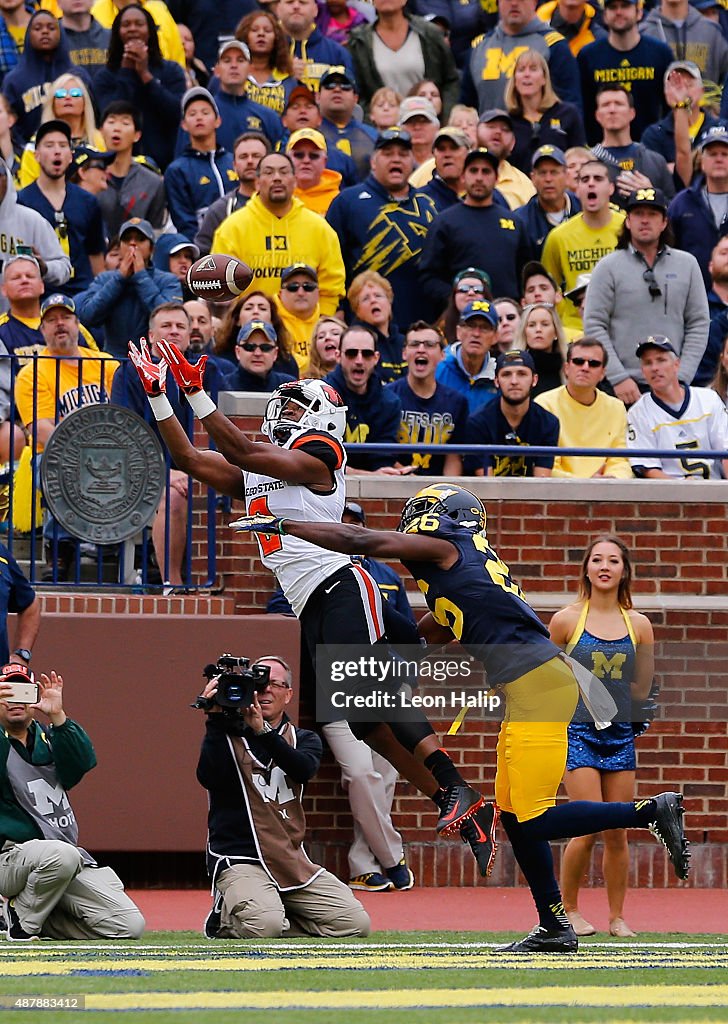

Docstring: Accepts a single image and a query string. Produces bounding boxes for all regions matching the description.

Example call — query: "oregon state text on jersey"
[243,429,351,614]
[399,513,560,687]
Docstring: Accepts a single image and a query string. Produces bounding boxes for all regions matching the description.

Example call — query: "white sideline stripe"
[0,940,724,954]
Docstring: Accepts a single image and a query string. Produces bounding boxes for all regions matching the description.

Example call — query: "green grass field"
[1,931,727,1023]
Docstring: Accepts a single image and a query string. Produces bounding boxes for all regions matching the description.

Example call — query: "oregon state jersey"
[400,514,560,687]
[243,430,351,615]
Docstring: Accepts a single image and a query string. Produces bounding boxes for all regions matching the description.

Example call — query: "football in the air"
[186,254,253,302]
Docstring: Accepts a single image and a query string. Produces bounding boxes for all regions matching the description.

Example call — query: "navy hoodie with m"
[324,363,402,471]
[326,175,437,331]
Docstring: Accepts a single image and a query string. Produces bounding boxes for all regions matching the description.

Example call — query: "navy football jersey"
[401,513,560,686]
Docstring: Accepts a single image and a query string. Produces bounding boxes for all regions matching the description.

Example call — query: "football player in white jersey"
[628,337,728,479]
[127,337,497,872]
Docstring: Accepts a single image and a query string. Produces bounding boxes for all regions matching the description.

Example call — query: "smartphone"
[5,681,38,703]
[16,245,33,256]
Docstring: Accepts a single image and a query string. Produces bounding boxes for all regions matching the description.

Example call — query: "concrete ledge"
[407,591,728,611]
[344,475,728,502]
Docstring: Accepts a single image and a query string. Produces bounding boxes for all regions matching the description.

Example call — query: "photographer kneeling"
[0,666,145,941]
[196,655,371,940]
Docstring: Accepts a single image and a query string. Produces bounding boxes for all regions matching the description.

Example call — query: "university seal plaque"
[40,405,165,543]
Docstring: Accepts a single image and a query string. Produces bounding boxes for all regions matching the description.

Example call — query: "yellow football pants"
[494,656,579,823]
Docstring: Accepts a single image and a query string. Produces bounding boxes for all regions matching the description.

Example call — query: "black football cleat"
[436,785,485,837]
[649,792,690,880]
[493,924,578,954]
[461,801,499,877]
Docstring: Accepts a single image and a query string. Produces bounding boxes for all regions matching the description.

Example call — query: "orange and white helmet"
[262,379,348,445]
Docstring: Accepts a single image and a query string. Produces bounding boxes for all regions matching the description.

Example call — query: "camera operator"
[196,654,371,940]
[0,666,145,941]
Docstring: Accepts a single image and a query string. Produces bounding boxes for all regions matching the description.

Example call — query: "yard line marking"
[83,985,728,1011]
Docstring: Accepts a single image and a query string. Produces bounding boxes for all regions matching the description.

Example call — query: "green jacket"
[348,15,460,120]
[0,719,97,845]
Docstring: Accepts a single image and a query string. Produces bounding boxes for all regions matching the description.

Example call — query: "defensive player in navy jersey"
[127,341,496,873]
[235,483,691,953]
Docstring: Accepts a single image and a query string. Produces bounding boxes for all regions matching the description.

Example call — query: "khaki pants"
[322,720,403,877]
[0,839,145,939]
[216,863,370,939]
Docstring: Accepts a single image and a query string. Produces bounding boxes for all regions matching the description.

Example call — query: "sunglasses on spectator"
[643,268,662,300]
[290,150,323,160]
[456,284,485,295]
[569,356,603,368]
[342,348,377,359]
[282,281,318,292]
[55,88,83,98]
[322,80,354,91]
[498,312,518,322]
[237,341,276,352]
[54,210,68,240]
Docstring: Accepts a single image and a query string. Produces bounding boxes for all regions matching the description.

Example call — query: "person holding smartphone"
[0,666,145,942]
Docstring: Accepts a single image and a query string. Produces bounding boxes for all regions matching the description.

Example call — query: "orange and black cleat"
[436,784,485,837]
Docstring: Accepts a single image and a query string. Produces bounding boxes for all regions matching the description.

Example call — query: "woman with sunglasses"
[19,73,103,188]
[493,296,522,354]
[438,267,493,346]
[504,49,585,175]
[3,11,91,145]
[302,316,344,378]
[348,270,405,383]
[515,301,568,395]
[93,4,185,170]
[214,290,299,379]
[550,535,654,938]
[234,10,298,117]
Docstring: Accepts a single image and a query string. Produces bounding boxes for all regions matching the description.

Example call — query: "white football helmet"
[262,379,348,445]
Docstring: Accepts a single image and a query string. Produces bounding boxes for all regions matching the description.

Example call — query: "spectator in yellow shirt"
[535,336,632,478]
[286,128,342,217]
[274,262,321,370]
[212,151,345,316]
[541,158,624,329]
[15,293,117,453]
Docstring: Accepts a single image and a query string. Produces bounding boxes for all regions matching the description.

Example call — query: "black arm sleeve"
[247,727,323,784]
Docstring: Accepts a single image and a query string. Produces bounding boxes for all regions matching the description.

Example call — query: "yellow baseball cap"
[286,128,328,153]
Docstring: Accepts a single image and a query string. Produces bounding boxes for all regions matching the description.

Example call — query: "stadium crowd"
[0,0,725,582]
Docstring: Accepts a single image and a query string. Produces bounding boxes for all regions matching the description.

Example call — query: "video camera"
[192,654,271,715]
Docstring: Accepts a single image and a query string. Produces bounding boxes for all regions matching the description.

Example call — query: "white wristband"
[148,394,174,421]
[186,390,217,419]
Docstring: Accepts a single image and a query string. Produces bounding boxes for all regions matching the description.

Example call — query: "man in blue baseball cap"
[516,146,581,262]
[223,321,296,394]
[434,299,499,414]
